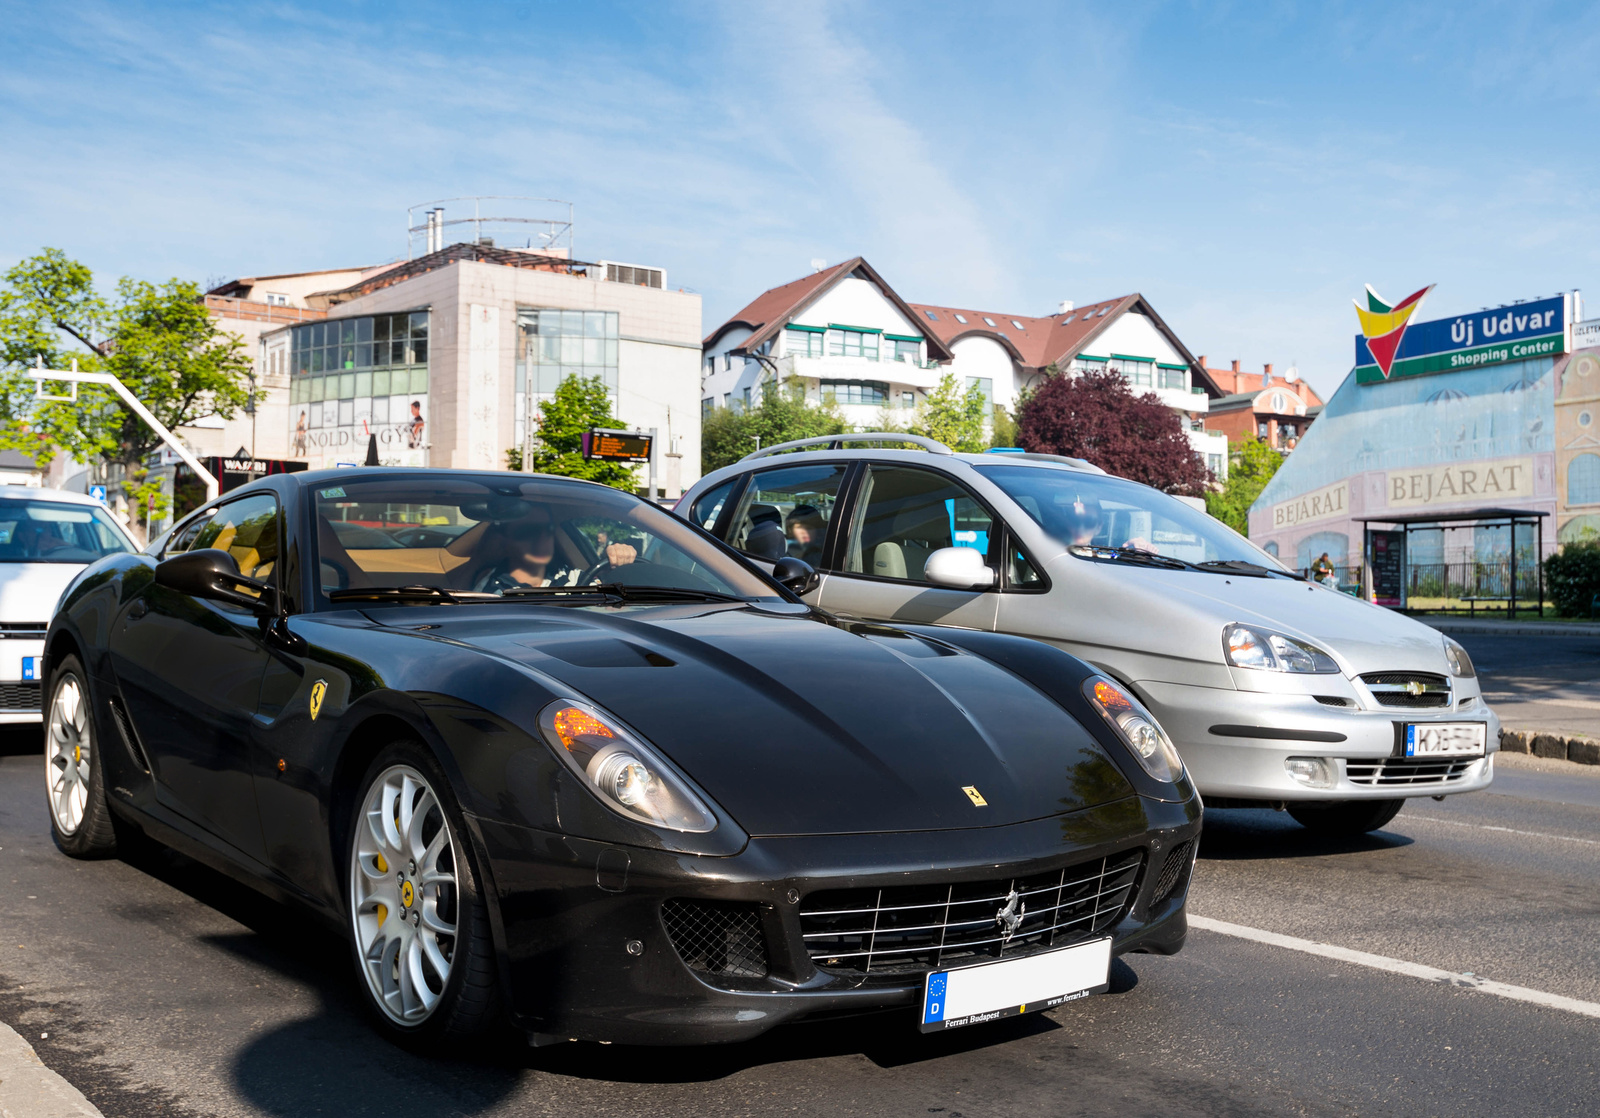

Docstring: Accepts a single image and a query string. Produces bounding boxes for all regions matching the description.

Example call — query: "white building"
[702,257,1229,476]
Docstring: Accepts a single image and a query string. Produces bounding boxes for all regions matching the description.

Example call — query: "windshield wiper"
[501,583,746,604]
[1193,560,1275,578]
[327,585,500,604]
[1070,545,1190,572]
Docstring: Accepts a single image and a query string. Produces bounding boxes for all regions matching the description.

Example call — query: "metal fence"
[1400,560,1543,613]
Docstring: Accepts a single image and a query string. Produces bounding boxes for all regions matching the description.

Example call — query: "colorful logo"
[309,679,327,721]
[1354,284,1434,379]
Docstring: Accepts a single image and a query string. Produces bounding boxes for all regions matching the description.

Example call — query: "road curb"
[0,1020,102,1118]
[1500,729,1600,766]
[1419,618,1600,638]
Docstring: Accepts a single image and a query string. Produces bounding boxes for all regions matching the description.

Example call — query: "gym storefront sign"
[1386,457,1533,508]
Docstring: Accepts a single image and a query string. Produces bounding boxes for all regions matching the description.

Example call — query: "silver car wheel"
[46,675,91,836]
[350,764,460,1025]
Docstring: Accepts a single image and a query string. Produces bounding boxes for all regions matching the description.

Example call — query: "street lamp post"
[29,359,220,502]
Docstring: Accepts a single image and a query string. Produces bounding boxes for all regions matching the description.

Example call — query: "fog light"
[1285,756,1336,789]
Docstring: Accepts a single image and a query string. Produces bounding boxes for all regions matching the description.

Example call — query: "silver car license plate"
[1404,722,1486,758]
[919,937,1111,1032]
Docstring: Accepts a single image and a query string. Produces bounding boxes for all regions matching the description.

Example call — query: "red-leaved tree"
[1016,369,1210,494]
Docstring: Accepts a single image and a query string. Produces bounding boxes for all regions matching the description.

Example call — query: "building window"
[1570,453,1600,506]
[964,377,994,410]
[1158,365,1187,390]
[820,380,889,406]
[886,336,922,363]
[1072,355,1108,376]
[742,387,752,410]
[289,311,429,403]
[953,314,968,324]
[924,310,939,321]
[827,328,879,360]
[785,326,825,358]
[1258,420,1270,438]
[518,308,620,405]
[264,292,289,306]
[1208,453,1223,475]
[901,391,916,408]
[702,397,715,418]
[1110,355,1154,387]
[1282,423,1297,438]
[723,392,731,409]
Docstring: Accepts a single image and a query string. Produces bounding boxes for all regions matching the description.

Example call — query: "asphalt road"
[3,713,1598,1118]
[1450,629,1600,738]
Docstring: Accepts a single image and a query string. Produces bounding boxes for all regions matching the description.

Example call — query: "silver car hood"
[0,562,89,624]
[1051,557,1452,678]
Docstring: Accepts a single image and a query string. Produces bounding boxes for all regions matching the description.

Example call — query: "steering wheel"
[575,557,669,587]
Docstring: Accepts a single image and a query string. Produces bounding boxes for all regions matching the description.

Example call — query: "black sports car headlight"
[537,700,717,833]
[1081,675,1185,784]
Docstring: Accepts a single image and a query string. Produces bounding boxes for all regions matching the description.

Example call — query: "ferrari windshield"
[975,463,1279,568]
[310,474,778,601]
[0,500,133,564]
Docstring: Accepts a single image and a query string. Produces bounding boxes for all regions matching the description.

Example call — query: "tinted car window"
[842,466,994,582]
[164,509,216,556]
[189,494,281,587]
[310,475,776,600]
[0,500,133,563]
[725,464,848,565]
[687,479,736,532]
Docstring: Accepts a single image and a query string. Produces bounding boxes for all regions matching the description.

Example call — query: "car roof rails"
[978,449,1107,474]
[741,432,954,461]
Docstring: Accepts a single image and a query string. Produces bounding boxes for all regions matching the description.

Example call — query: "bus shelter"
[1355,508,1547,616]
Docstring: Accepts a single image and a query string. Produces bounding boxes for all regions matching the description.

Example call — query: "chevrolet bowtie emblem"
[996,889,1025,944]
[1406,681,1425,696]
[309,679,327,721]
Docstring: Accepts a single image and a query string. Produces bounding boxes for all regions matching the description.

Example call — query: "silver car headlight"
[1222,623,1339,674]
[1082,676,1185,783]
[1443,636,1476,678]
[537,700,716,833]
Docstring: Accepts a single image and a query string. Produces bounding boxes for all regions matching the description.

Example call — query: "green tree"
[1205,438,1283,535]
[990,404,1018,449]
[525,374,638,489]
[909,372,988,452]
[700,376,849,473]
[0,249,253,530]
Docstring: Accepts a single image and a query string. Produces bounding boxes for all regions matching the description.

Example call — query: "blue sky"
[3,0,1598,398]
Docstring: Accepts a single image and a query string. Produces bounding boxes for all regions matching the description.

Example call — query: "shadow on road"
[1197,807,1414,860]
[0,725,41,757]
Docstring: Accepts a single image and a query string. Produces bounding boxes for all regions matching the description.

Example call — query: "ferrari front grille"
[1360,672,1452,708]
[1151,839,1194,905]
[1347,757,1476,786]
[0,682,41,711]
[661,899,769,980]
[799,849,1144,975]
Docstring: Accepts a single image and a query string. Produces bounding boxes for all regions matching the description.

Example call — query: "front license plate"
[21,656,40,682]
[919,937,1111,1032]
[1404,722,1487,758]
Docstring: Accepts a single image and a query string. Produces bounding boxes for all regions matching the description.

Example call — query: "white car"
[0,488,136,724]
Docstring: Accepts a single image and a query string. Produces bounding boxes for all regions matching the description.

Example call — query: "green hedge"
[1544,541,1600,617]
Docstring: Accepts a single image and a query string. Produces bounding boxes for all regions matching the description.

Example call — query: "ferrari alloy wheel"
[348,746,499,1040]
[46,655,117,857]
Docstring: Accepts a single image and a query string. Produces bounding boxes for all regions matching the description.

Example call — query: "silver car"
[677,434,1497,836]
[0,487,137,725]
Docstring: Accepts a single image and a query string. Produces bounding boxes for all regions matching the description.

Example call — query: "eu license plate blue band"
[22,656,39,681]
[919,937,1112,1032]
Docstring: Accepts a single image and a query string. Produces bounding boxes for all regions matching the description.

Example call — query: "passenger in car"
[785,504,827,563]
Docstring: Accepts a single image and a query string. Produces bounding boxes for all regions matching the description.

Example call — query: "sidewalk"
[0,1020,102,1118]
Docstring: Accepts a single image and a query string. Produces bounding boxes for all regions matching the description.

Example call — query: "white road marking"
[1190,915,1600,1020]
[1404,814,1600,848]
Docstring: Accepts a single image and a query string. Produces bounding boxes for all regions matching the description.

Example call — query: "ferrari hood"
[400,604,1135,837]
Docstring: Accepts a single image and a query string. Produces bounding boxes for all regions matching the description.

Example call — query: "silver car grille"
[0,682,42,711]
[1360,671,1452,708]
[798,849,1144,976]
[1347,757,1477,786]
[0,622,48,640]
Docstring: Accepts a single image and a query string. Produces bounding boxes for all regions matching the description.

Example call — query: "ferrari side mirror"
[770,556,819,597]
[155,548,276,615]
[924,546,998,590]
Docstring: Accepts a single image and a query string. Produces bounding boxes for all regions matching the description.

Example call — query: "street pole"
[29,359,220,501]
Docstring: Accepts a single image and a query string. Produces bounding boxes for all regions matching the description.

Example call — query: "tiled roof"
[909,295,1142,371]
[704,257,956,361]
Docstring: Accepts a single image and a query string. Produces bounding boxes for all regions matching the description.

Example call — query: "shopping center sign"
[1355,290,1567,385]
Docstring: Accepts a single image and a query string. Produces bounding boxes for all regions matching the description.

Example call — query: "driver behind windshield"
[450,506,637,592]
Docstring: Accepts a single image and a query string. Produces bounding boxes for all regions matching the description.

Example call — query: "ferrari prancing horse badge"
[309,679,327,721]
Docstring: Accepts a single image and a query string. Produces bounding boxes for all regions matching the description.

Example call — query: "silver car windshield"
[974,464,1279,567]
[0,501,133,564]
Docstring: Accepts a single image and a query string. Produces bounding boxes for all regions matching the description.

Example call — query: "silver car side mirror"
[923,547,997,590]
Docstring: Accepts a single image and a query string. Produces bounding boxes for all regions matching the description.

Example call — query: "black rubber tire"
[1286,798,1405,836]
[345,741,501,1045]
[45,655,119,859]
